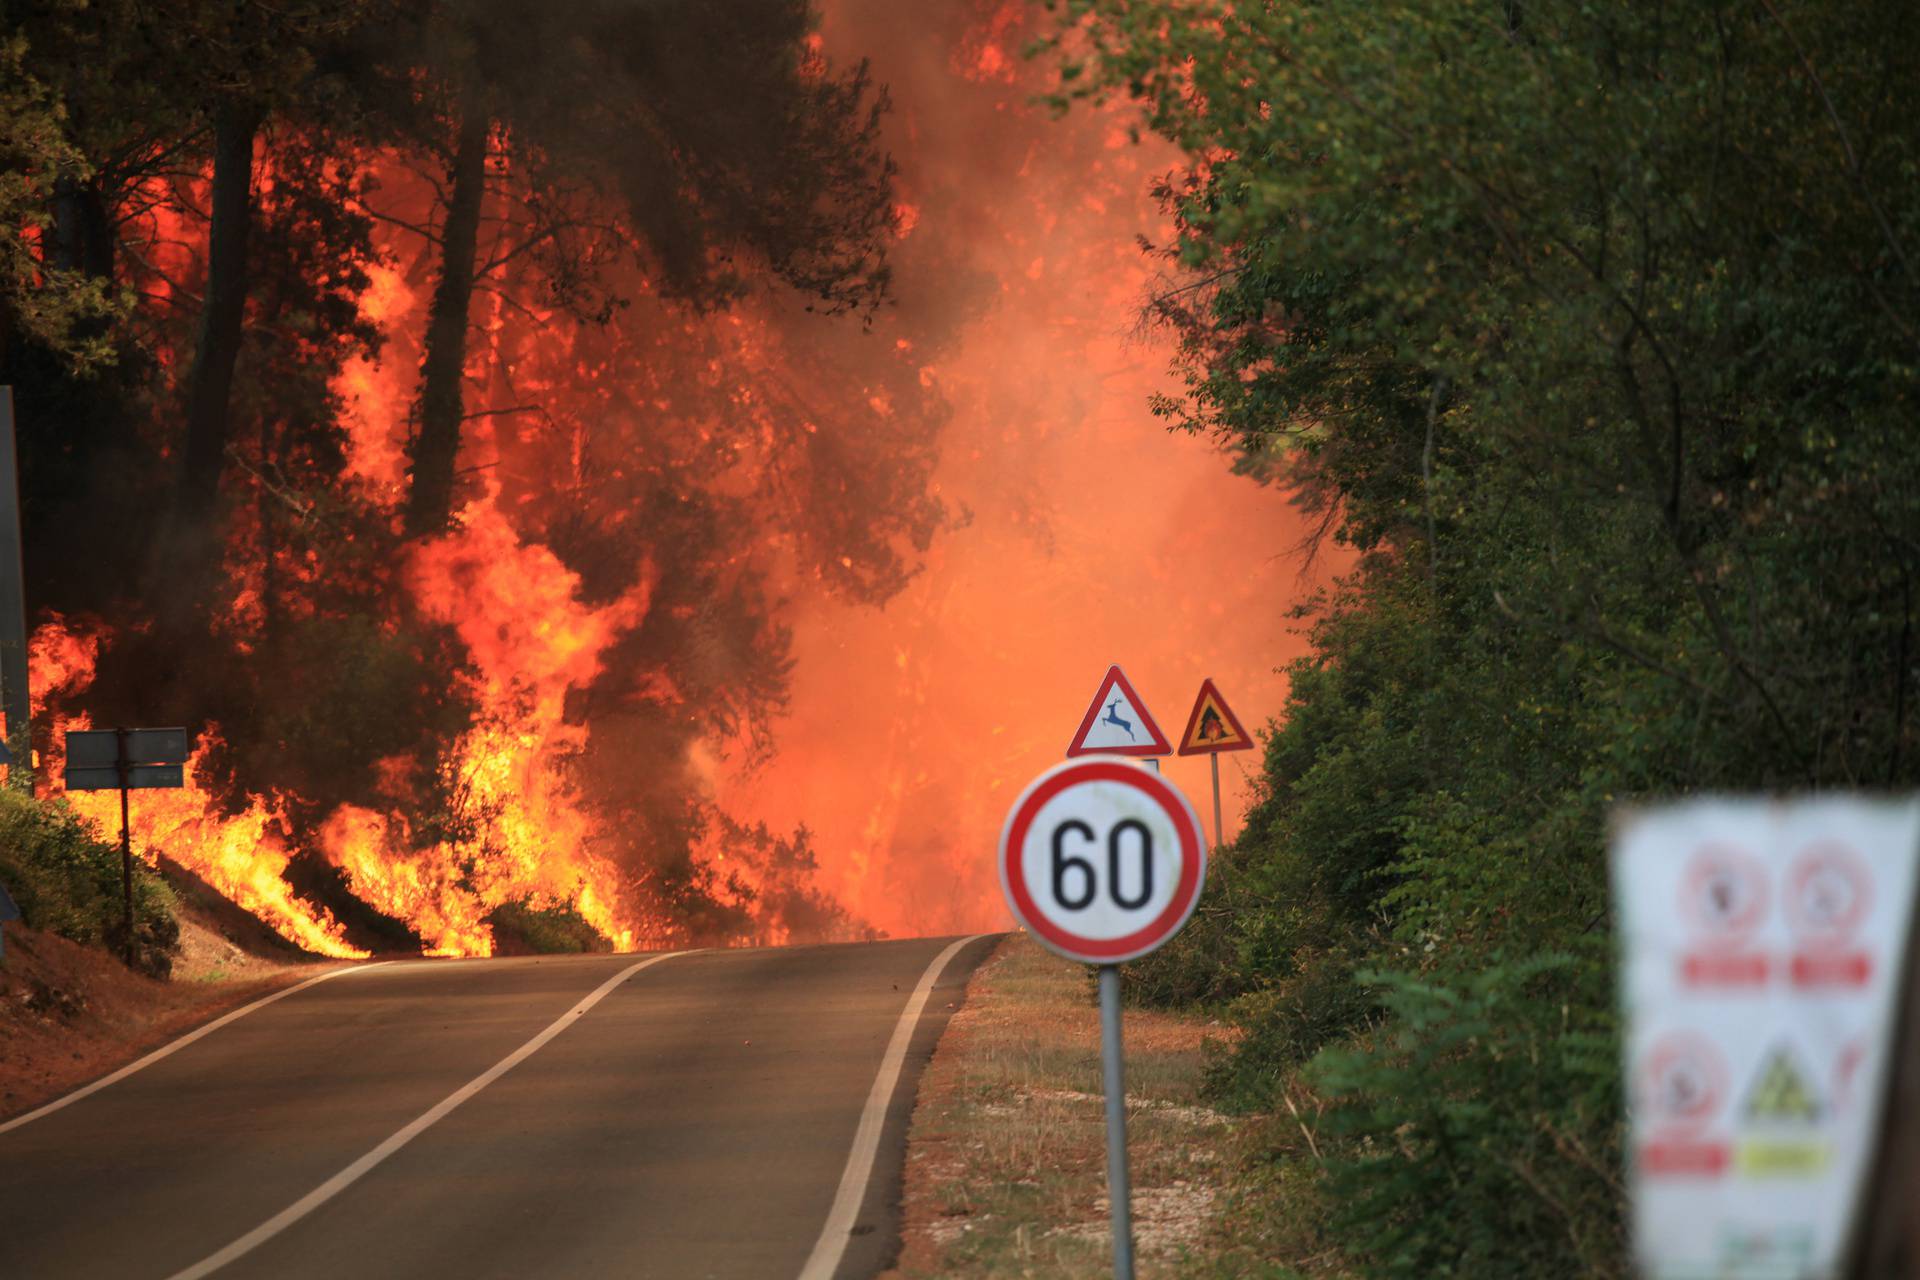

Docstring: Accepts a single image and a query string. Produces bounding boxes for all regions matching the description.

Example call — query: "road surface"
[0,935,997,1279]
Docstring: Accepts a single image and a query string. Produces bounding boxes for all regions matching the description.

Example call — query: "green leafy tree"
[1055,0,1920,1272]
[0,33,124,372]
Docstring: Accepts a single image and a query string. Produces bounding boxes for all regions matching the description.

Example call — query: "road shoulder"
[0,909,329,1123]
[883,932,1307,1278]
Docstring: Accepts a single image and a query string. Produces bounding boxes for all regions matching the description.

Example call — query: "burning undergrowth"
[6,0,1308,957]
[11,1,963,957]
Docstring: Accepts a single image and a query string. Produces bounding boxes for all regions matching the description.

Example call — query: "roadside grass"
[887,934,1344,1279]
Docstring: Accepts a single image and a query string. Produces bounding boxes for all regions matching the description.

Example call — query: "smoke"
[710,0,1335,936]
[19,0,1329,954]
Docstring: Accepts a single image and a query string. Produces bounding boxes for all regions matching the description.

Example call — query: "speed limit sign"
[999,757,1208,964]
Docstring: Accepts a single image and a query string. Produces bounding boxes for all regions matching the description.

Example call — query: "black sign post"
[0,390,31,791]
[64,728,190,962]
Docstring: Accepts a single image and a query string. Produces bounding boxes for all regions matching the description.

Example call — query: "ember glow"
[18,0,1324,956]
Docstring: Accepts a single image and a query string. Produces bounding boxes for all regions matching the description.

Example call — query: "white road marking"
[164,950,686,1280]
[0,961,392,1137]
[797,934,989,1280]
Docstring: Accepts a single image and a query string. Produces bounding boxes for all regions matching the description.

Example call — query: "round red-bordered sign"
[1679,844,1769,947]
[998,758,1207,964]
[1786,843,1872,944]
[1637,1031,1729,1133]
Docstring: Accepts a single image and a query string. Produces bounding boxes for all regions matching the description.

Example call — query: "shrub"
[1308,955,1623,1279]
[486,897,612,954]
[0,788,178,975]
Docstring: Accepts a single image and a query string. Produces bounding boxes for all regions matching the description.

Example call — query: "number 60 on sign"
[998,758,1208,964]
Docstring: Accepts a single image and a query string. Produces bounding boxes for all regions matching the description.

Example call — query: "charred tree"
[403,97,489,537]
[49,177,116,282]
[175,100,261,533]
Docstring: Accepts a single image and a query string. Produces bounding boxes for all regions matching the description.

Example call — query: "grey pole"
[0,389,30,791]
[1098,963,1136,1280]
[1210,754,1223,851]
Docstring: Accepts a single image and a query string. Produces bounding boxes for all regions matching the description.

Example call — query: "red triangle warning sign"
[1066,664,1172,757]
[1177,678,1255,755]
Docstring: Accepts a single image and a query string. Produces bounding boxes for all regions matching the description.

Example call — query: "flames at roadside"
[33,622,366,957]
[27,493,655,959]
[14,0,1317,959]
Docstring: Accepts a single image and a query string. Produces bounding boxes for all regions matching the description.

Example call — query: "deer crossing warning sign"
[1065,665,1171,758]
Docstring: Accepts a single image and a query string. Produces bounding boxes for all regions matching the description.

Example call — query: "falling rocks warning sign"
[1612,796,1920,1280]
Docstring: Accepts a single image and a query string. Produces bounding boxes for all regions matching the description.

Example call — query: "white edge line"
[797,934,989,1280]
[0,961,393,1138]
[165,949,688,1280]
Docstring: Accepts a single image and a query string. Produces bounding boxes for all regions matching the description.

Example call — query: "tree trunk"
[403,97,490,537]
[176,101,261,527]
[76,179,115,282]
[50,176,117,282]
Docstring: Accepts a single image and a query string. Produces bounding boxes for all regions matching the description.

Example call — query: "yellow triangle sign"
[1177,678,1254,755]
[1744,1046,1822,1124]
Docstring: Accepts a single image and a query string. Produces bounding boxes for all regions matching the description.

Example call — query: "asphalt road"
[0,935,997,1279]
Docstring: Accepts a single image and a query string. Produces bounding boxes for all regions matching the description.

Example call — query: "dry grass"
[885,934,1338,1279]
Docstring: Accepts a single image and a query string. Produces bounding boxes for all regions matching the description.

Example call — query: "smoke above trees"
[0,0,1309,953]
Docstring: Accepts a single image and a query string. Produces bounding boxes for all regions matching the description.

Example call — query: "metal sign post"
[999,756,1208,1280]
[1097,963,1136,1278]
[64,727,190,963]
[1209,755,1222,851]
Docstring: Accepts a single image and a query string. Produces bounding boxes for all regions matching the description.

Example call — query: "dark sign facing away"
[62,728,190,791]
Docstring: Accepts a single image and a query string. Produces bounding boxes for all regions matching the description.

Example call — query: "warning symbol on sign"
[1682,846,1768,941]
[1745,1046,1823,1124]
[1176,678,1255,756]
[1066,664,1173,758]
[1787,845,1870,942]
[1679,846,1771,987]
[1636,1032,1732,1177]
[1639,1033,1729,1131]
[1787,844,1875,988]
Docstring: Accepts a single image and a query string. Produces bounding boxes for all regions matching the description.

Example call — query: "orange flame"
[17,0,1325,959]
[312,504,651,955]
[28,495,654,959]
[29,632,367,959]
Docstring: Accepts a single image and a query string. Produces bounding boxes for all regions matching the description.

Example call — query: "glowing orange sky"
[718,0,1337,937]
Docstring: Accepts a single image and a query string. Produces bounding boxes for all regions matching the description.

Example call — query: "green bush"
[0,787,178,975]
[486,897,612,955]
[1309,955,1623,1278]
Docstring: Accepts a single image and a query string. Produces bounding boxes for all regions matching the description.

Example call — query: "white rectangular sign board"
[1613,797,1920,1279]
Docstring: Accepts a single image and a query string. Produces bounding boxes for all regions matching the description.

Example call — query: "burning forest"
[0,0,1310,959]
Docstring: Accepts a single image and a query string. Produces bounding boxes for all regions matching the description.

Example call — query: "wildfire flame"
[32,654,368,959]
[15,0,1318,960]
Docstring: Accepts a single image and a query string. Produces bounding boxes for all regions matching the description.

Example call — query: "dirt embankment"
[0,893,334,1123]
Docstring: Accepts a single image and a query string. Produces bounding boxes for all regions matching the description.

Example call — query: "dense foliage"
[1053,0,1920,1272]
[0,789,176,975]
